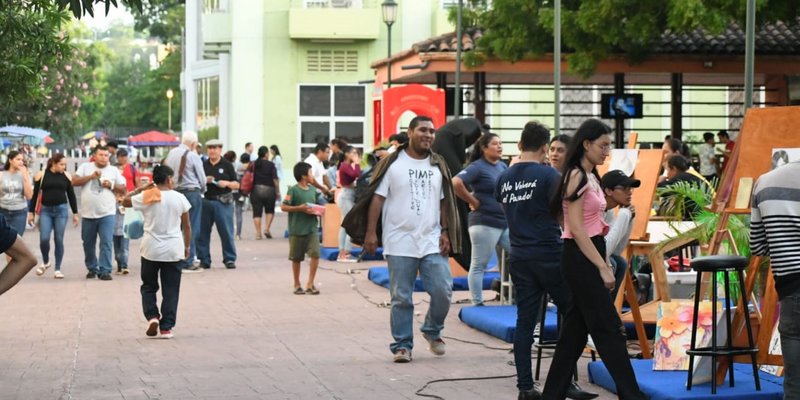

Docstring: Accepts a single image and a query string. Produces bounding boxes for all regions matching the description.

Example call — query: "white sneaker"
[54,271,64,279]
[35,262,52,276]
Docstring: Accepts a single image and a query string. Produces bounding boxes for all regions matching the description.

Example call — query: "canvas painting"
[653,300,720,371]
[760,319,784,376]
[771,148,800,169]
[609,149,638,177]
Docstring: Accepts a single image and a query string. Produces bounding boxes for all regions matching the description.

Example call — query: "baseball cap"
[601,170,641,190]
[206,139,223,147]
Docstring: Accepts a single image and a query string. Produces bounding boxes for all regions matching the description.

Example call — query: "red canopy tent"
[128,131,179,147]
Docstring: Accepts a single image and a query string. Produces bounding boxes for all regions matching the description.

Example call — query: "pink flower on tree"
[81,83,88,90]
[47,110,53,116]
[65,65,72,71]
[43,65,49,72]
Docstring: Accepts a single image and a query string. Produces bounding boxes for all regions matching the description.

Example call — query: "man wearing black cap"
[600,170,640,299]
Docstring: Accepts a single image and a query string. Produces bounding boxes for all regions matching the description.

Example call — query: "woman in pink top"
[542,119,647,400]
[337,146,361,262]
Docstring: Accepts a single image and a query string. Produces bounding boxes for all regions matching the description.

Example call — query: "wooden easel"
[703,106,800,383]
[597,134,665,357]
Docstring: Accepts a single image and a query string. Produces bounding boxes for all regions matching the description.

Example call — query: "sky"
[79,5,135,31]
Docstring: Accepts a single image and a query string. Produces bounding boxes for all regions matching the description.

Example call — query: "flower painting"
[654,300,720,371]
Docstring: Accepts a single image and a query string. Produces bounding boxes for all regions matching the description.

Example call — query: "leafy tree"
[52,0,142,19]
[0,1,71,125]
[129,0,184,44]
[455,0,800,77]
[100,49,181,130]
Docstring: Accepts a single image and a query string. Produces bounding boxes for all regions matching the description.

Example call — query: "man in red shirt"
[117,149,137,191]
[717,130,735,171]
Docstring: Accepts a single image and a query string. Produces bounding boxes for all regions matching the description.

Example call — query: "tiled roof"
[658,20,800,55]
[408,21,800,56]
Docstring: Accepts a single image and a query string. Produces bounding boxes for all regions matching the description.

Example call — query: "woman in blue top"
[452,133,509,305]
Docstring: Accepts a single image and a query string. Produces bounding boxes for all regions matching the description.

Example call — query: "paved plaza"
[0,211,617,400]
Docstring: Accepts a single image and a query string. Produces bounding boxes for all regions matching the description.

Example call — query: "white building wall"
[229,0,266,153]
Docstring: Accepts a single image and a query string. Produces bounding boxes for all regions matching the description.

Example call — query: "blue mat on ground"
[320,247,384,261]
[367,267,499,292]
[458,305,655,344]
[459,305,559,343]
[588,359,783,399]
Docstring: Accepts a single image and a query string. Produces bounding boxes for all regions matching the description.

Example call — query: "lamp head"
[381,0,398,26]
[166,89,174,99]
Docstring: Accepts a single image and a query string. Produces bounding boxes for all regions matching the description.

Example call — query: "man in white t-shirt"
[363,116,458,364]
[303,143,332,202]
[72,146,126,281]
[698,132,718,183]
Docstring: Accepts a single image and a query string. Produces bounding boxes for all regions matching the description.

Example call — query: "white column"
[218,53,231,147]
[230,0,265,152]
[182,0,202,133]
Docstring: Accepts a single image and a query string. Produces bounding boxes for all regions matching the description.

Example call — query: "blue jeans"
[0,208,27,237]
[467,225,510,304]
[780,290,800,399]
[386,253,453,354]
[609,253,628,300]
[197,198,236,266]
[113,235,129,270]
[81,215,115,275]
[39,204,68,270]
[178,190,203,268]
[338,187,355,252]
[510,259,572,391]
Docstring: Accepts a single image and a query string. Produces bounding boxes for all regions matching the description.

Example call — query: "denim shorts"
[0,213,18,253]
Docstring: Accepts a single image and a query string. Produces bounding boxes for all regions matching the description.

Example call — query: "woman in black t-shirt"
[28,154,79,279]
[250,146,279,239]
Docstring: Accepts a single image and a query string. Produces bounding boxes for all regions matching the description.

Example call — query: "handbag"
[240,163,254,195]
[34,171,46,215]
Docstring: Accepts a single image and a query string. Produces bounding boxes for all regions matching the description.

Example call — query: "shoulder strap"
[178,149,190,183]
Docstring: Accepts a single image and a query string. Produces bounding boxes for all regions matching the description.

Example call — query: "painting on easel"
[760,317,784,376]
[771,148,800,169]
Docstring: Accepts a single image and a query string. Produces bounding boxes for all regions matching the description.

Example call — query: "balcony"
[289,1,379,41]
[202,0,231,47]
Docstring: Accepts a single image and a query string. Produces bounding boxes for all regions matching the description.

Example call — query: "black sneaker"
[98,274,113,281]
[200,263,211,269]
[518,388,542,400]
[86,271,97,279]
[224,262,236,269]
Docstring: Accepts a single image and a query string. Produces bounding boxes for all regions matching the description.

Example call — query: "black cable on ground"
[415,374,518,400]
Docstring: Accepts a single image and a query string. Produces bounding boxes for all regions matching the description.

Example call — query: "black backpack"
[353,167,374,204]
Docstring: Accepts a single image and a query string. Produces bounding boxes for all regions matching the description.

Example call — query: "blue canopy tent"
[0,125,51,148]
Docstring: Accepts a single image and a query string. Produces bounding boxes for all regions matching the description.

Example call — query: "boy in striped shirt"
[750,160,800,399]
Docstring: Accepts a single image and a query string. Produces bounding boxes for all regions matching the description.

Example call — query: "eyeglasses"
[613,185,633,191]
[594,142,612,152]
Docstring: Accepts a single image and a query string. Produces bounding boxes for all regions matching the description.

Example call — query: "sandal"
[265,231,272,239]
[293,287,305,295]
[35,262,52,276]
[305,286,320,295]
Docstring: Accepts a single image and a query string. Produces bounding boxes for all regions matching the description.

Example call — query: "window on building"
[442,0,492,9]
[304,0,363,8]
[299,85,366,159]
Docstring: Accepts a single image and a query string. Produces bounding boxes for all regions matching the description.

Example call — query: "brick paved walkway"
[0,212,618,400]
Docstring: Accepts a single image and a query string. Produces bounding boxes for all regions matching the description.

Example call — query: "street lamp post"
[381,0,398,88]
[166,88,174,131]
